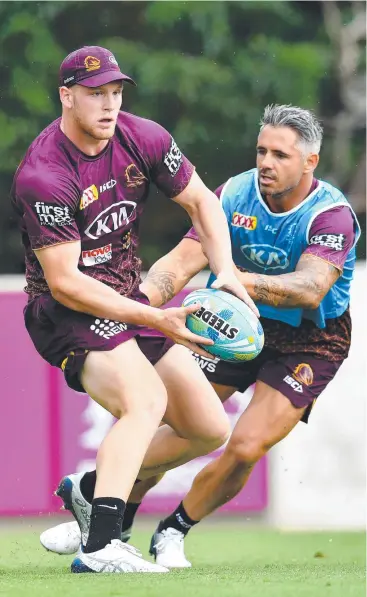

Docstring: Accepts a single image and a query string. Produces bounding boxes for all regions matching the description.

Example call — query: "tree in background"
[1,0,365,273]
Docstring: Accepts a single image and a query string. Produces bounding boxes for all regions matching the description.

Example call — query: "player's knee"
[109,378,167,422]
[227,434,267,466]
[202,417,231,451]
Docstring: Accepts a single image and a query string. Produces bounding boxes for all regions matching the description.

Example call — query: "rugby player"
[11,45,255,574]
[39,104,360,567]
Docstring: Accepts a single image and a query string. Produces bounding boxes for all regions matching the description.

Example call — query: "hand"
[211,271,260,317]
[153,303,215,359]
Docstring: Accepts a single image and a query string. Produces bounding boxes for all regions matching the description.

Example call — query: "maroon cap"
[59,46,136,88]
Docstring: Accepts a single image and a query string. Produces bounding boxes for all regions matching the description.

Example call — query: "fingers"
[182,329,214,346]
[183,302,202,315]
[211,281,260,318]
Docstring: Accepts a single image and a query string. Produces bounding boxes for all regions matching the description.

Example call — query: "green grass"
[0,524,365,597]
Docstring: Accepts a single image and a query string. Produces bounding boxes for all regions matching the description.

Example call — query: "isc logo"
[283,375,303,393]
[100,179,116,193]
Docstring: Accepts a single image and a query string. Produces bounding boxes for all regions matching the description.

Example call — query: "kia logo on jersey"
[84,200,137,240]
[240,244,289,270]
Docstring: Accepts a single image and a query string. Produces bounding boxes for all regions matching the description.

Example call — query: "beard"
[262,184,296,200]
[73,111,116,141]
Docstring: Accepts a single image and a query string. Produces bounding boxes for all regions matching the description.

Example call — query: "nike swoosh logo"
[99,505,118,510]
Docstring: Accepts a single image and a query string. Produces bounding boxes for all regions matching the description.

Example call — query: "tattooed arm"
[237,253,341,309]
[140,238,208,307]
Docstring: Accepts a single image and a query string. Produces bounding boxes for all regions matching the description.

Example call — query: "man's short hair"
[260,104,323,154]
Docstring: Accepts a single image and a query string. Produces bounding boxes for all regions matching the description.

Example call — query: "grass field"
[0,523,364,597]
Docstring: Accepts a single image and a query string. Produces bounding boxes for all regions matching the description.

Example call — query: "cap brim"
[78,70,136,88]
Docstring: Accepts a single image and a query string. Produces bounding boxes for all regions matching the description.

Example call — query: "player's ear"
[59,86,73,109]
[304,152,319,174]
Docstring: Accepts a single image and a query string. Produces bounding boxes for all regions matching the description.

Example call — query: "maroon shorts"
[24,293,174,393]
[191,348,343,423]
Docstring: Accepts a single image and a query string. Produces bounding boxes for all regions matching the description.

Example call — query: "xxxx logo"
[232,212,257,230]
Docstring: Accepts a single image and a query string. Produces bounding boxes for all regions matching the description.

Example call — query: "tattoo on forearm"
[145,270,177,305]
[252,254,339,308]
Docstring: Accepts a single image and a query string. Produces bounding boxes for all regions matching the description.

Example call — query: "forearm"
[52,271,162,327]
[189,195,233,275]
[239,271,323,309]
[141,267,181,308]
[141,242,208,307]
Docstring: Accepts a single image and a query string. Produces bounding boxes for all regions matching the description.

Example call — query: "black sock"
[80,470,97,503]
[122,502,141,532]
[158,501,199,536]
[84,497,126,553]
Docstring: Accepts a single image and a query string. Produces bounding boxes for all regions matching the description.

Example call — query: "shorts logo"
[34,202,73,226]
[232,213,257,230]
[191,351,219,373]
[240,244,289,270]
[82,243,112,266]
[164,138,183,176]
[80,185,99,210]
[90,318,128,339]
[309,233,345,251]
[283,363,313,394]
[84,56,101,72]
[125,164,147,187]
[293,363,313,386]
[85,200,137,240]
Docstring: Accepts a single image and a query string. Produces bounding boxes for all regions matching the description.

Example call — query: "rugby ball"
[183,288,264,362]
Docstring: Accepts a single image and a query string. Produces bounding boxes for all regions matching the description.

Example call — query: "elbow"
[50,283,66,304]
[49,277,75,306]
[303,293,322,310]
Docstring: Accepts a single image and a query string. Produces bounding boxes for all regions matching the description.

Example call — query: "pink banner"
[0,291,267,516]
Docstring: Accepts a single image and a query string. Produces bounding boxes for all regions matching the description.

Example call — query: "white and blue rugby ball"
[183,288,264,362]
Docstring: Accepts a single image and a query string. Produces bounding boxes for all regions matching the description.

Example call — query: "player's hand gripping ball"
[183,288,264,362]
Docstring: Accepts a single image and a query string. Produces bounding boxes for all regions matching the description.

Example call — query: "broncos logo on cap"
[84,56,101,72]
[125,164,147,187]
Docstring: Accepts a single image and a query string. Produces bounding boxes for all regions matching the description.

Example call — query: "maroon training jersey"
[11,112,194,299]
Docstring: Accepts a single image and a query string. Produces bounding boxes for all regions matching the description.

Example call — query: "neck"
[60,117,109,156]
[263,173,315,213]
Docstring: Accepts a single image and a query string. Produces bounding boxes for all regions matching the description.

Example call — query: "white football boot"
[149,527,192,568]
[71,539,169,573]
[40,472,134,554]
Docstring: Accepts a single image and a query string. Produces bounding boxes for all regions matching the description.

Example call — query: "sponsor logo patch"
[84,56,101,72]
[164,138,183,176]
[34,202,73,226]
[84,200,137,240]
[283,363,313,394]
[309,233,345,251]
[125,164,147,187]
[240,244,289,270]
[82,243,112,266]
[90,318,128,339]
[232,212,257,230]
[80,185,99,210]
